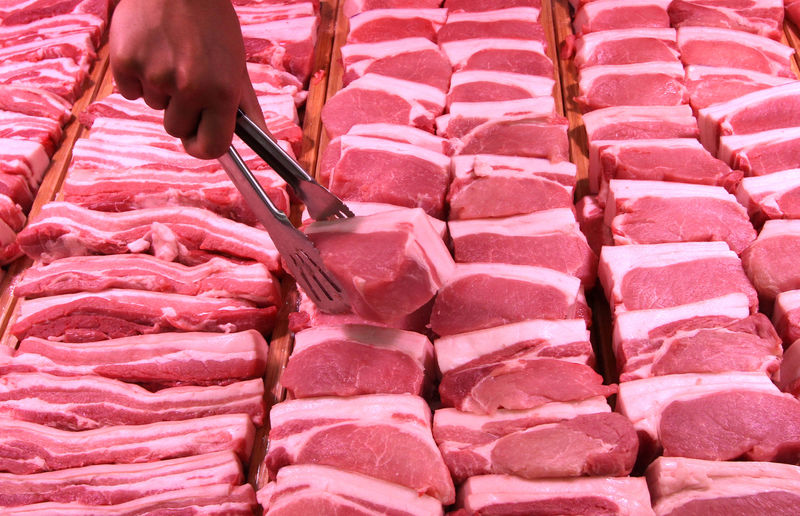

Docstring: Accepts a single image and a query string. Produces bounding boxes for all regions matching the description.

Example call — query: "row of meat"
[0,0,321,514]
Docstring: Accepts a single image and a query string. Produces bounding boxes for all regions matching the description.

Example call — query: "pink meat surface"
[444,0,542,12]
[446,70,554,105]
[677,26,793,76]
[342,0,443,17]
[736,169,800,227]
[0,110,62,157]
[346,8,446,43]
[742,219,800,304]
[573,0,671,34]
[440,38,553,76]
[722,127,800,176]
[341,38,452,91]
[774,289,800,344]
[576,62,688,112]
[668,0,784,40]
[446,115,569,160]
[685,65,792,111]
[582,105,698,142]
[438,7,544,44]
[0,85,71,124]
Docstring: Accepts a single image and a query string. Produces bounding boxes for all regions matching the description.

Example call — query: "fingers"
[181,103,237,159]
[163,95,201,139]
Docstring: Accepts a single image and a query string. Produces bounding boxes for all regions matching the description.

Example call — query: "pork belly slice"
[1,484,256,515]
[593,138,740,196]
[742,219,800,304]
[0,372,265,430]
[736,169,800,226]
[447,114,569,160]
[446,70,554,105]
[430,263,584,337]
[677,26,793,76]
[647,456,800,516]
[698,82,800,157]
[685,65,793,111]
[436,97,556,138]
[599,242,759,315]
[79,94,159,127]
[669,0,784,41]
[341,38,452,91]
[0,193,25,232]
[0,85,71,124]
[575,28,679,68]
[0,31,96,73]
[258,464,443,516]
[15,254,280,306]
[325,135,450,218]
[780,339,800,396]
[305,208,453,322]
[0,330,268,387]
[613,294,781,382]
[265,394,455,504]
[448,154,575,220]
[0,451,242,507]
[281,324,434,398]
[0,57,87,104]
[346,8,447,43]
[582,105,698,142]
[0,413,254,475]
[0,13,105,49]
[774,289,800,344]
[0,172,33,213]
[576,62,688,112]
[721,127,800,176]
[17,202,281,269]
[456,475,654,516]
[438,7,544,44]
[605,179,756,254]
[246,62,306,106]
[0,138,49,190]
[0,0,110,26]
[449,208,597,287]
[617,372,800,462]
[573,0,671,34]
[434,398,636,482]
[63,166,290,222]
[10,289,277,343]
[440,38,553,77]
[0,110,62,157]
[321,73,445,138]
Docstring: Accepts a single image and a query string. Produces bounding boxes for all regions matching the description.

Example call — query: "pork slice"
[447,114,569,160]
[326,135,450,217]
[0,414,254,474]
[0,451,242,507]
[446,70,554,105]
[10,289,277,342]
[17,202,281,269]
[576,62,688,112]
[0,110,63,157]
[697,82,800,157]
[581,104,697,142]
[281,324,434,398]
[341,38,452,91]
[669,0,784,41]
[576,194,608,256]
[0,0,109,26]
[779,339,800,396]
[617,372,800,463]
[0,31,96,73]
[742,219,800,304]
[735,169,800,227]
[0,85,71,124]
[433,398,637,482]
[246,62,306,106]
[435,319,592,375]
[449,208,597,286]
[302,201,446,237]
[0,57,87,104]
[678,25,792,75]
[0,172,33,212]
[0,331,267,388]
[15,254,280,306]
[685,65,793,111]
[0,193,25,232]
[265,394,455,504]
[438,7,544,44]
[321,73,445,138]
[774,289,800,344]
[573,0,671,34]
[346,8,447,43]
[575,27,679,68]
[605,179,757,254]
[448,154,575,220]
[259,464,443,515]
[0,484,256,515]
[613,294,781,381]
[456,475,655,516]
[304,207,454,322]
[647,456,800,516]
[0,138,49,189]
[593,138,740,195]
[0,13,105,49]
[430,263,584,336]
[240,16,318,83]
[79,94,159,127]
[233,2,315,23]
[342,0,442,17]
[444,0,542,13]
[599,241,759,315]
[721,126,800,176]
[436,97,556,138]
[440,38,553,76]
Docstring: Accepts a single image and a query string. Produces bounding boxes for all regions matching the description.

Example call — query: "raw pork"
[342,0,442,17]
[0,110,62,157]
[446,70,554,105]
[0,0,109,25]
[0,85,71,123]
[446,114,569,160]
[719,126,800,176]
[0,138,49,189]
[676,26,793,76]
[440,38,553,76]
[742,219,800,303]
[436,97,556,138]
[433,398,637,482]
[780,339,800,396]
[346,8,447,43]
[281,324,434,398]
[685,65,793,111]
[438,7,544,44]
[573,0,671,34]
[0,58,87,103]
[265,394,455,504]
[599,241,759,314]
[574,28,679,68]
[668,0,784,40]
[735,169,800,226]
[774,289,800,343]
[576,62,688,112]
[444,0,542,13]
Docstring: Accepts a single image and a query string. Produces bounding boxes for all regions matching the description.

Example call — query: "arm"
[109,0,265,159]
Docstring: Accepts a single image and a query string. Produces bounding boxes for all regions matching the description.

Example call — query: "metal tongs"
[217,110,352,313]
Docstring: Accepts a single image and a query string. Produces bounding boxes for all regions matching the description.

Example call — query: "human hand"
[109,0,266,159]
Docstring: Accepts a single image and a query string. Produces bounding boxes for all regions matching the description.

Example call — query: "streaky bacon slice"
[17,202,281,269]
[736,169,800,227]
[573,0,671,34]
[0,451,242,507]
[0,413,255,474]
[10,288,277,342]
[0,58,87,103]
[0,110,62,157]
[574,27,679,68]
[0,85,71,124]
[0,31,96,73]
[0,331,268,388]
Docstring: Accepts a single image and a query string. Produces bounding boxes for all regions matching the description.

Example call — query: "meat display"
[437,7,544,44]
[735,169,800,226]
[668,0,784,40]
[774,289,800,344]
[573,27,679,67]
[684,65,793,110]
[742,219,800,304]
[576,62,688,111]
[346,8,447,43]
[446,69,554,104]
[340,38,452,90]
[573,0,671,35]
[440,38,553,76]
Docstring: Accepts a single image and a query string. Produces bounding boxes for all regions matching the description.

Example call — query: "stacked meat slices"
[0,1,322,513]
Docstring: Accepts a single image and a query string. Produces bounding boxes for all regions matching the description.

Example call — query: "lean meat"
[612,294,782,382]
[258,465,443,516]
[0,174,33,212]
[719,126,800,176]
[576,62,688,112]
[433,398,637,482]
[438,7,544,44]
[684,65,793,110]
[0,414,254,474]
[436,97,556,139]
[342,0,443,17]
[647,456,800,516]
[668,0,784,40]
[677,26,793,76]
[774,289,800,344]
[0,13,105,48]
[346,8,446,43]
[281,324,434,398]
[599,242,759,315]
[239,15,318,83]
[573,0,671,34]
[444,0,542,12]
[446,114,570,160]
[0,0,110,26]
[0,331,268,387]
[617,372,800,462]
[264,394,455,504]
[446,70,554,105]
[440,38,553,76]
[574,28,679,68]
[742,219,800,304]
[735,169,800,226]
[779,339,800,396]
